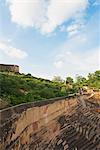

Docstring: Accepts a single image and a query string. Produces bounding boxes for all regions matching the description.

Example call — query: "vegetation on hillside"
[0,70,100,107]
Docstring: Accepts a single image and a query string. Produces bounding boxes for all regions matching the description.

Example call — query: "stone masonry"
[0,64,19,73]
[0,93,100,150]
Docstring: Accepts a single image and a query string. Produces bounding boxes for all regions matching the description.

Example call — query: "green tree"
[87,70,100,89]
[66,77,73,84]
[76,76,87,87]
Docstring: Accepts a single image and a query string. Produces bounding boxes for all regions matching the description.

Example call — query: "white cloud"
[53,23,100,77]
[42,0,88,34]
[54,60,64,69]
[67,24,80,32]
[60,12,85,37]
[6,0,88,34]
[53,51,71,68]
[53,47,100,78]
[6,0,46,28]
[67,23,84,37]
[0,42,28,59]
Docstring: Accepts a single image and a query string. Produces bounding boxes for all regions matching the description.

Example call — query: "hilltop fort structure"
[0,64,19,73]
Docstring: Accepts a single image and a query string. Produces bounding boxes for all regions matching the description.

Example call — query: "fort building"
[0,64,19,73]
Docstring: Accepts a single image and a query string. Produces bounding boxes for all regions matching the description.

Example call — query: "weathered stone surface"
[0,64,19,73]
[0,93,100,150]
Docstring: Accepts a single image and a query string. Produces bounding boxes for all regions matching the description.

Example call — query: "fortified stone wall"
[0,64,19,73]
[0,94,100,150]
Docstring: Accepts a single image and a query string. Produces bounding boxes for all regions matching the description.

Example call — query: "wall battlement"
[0,94,100,150]
[0,64,19,73]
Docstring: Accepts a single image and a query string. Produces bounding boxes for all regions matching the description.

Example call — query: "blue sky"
[0,0,100,79]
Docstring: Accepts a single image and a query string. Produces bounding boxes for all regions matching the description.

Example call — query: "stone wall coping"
[0,94,80,125]
[0,93,79,113]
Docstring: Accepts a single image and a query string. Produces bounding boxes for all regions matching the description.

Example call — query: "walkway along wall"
[0,93,100,150]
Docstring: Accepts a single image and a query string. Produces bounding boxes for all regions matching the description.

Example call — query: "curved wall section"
[0,94,100,150]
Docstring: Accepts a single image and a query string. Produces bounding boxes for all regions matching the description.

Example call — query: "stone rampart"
[0,94,100,150]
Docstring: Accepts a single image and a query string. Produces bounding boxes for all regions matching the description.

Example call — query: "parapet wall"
[0,94,100,150]
[0,95,78,150]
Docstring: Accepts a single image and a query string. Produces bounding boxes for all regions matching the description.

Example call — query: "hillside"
[0,72,67,108]
[0,70,100,109]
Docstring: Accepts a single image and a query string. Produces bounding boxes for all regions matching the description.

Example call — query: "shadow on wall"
[0,93,100,150]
